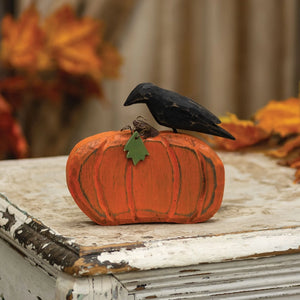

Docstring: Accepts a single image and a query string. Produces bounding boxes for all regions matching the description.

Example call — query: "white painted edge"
[96,227,300,272]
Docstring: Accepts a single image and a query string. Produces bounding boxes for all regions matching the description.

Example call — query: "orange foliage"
[267,136,300,183]
[268,136,300,158]
[43,5,102,76]
[254,98,300,182]
[208,98,300,183]
[0,4,122,78]
[294,169,300,183]
[1,4,44,70]
[254,98,300,137]
[0,4,122,159]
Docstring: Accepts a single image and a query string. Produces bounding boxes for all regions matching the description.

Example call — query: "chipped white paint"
[116,254,300,299]
[96,227,300,271]
[41,243,50,249]
[0,199,31,236]
[0,216,8,227]
[55,272,128,300]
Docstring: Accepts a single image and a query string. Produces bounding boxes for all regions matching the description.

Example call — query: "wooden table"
[0,152,300,299]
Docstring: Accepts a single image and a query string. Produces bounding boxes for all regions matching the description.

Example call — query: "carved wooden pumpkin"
[66,131,225,225]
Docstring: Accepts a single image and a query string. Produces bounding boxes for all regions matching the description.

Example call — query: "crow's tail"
[201,123,235,140]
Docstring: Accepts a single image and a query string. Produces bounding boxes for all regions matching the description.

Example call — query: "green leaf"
[124,131,149,165]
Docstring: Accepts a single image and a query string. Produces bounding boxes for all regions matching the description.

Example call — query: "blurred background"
[0,0,299,158]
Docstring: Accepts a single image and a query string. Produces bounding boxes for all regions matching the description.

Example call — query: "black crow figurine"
[124,83,235,140]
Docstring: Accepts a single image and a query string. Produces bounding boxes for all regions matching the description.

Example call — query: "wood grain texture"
[66,131,224,225]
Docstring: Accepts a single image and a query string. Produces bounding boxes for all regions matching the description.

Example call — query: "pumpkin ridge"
[200,155,217,215]
[79,149,105,219]
[98,144,131,220]
[189,149,208,222]
[160,135,181,221]
[125,160,137,221]
[171,144,201,218]
[94,141,115,223]
[134,140,173,216]
[67,148,105,224]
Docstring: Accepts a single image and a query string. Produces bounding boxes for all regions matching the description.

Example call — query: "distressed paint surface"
[0,237,56,300]
[0,152,300,276]
[116,253,300,299]
[55,273,127,300]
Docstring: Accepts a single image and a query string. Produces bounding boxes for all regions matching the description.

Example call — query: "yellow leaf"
[254,98,300,137]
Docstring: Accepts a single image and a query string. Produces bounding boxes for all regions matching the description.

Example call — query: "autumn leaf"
[0,95,28,158]
[1,4,44,70]
[268,135,300,184]
[43,5,102,77]
[294,169,300,183]
[290,160,300,169]
[268,135,300,158]
[205,97,300,183]
[208,113,269,150]
[0,3,123,161]
[280,157,300,184]
[254,98,300,137]
[0,3,118,77]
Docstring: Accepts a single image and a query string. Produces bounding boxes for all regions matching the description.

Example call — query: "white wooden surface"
[0,237,56,300]
[1,151,300,298]
[117,254,300,299]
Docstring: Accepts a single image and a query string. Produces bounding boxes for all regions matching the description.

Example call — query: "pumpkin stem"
[132,116,159,138]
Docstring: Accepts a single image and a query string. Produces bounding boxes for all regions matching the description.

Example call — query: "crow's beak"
[124,83,152,106]
[123,96,146,106]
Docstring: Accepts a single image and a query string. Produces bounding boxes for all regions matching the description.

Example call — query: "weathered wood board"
[0,151,300,279]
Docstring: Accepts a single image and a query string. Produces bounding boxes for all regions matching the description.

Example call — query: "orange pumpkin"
[66,131,225,225]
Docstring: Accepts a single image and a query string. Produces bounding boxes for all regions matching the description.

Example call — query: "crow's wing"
[157,105,215,129]
[159,104,235,139]
[160,95,220,126]
[162,92,221,125]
